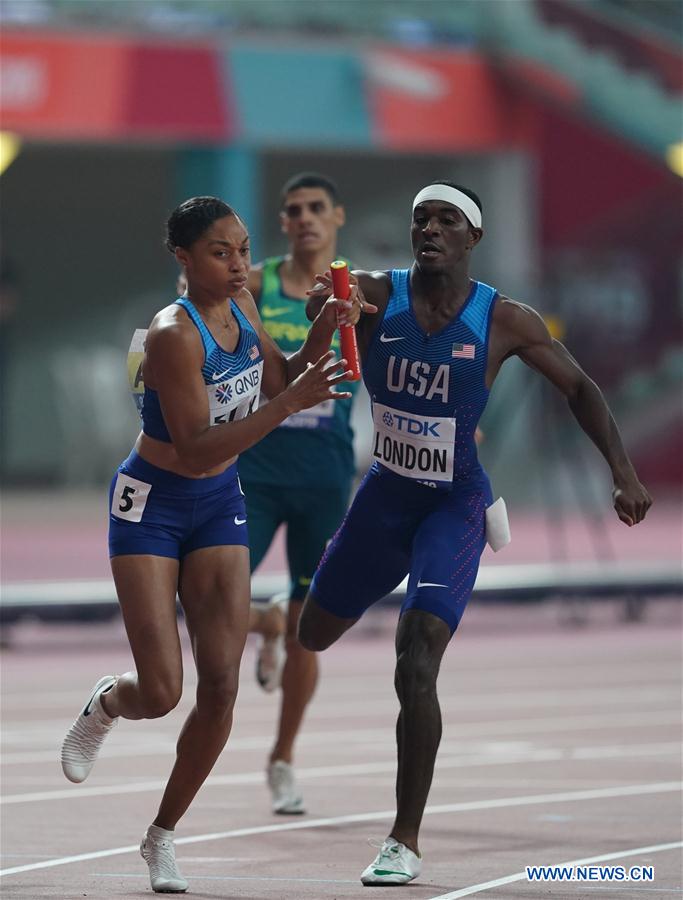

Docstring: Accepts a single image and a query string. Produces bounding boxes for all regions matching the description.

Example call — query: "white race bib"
[111,473,151,522]
[209,362,263,426]
[371,401,455,484]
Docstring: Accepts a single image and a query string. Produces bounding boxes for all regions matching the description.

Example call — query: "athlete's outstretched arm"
[236,289,357,399]
[306,270,389,358]
[497,300,651,526]
[146,309,351,475]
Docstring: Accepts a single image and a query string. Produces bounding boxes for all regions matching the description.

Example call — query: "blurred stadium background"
[0,0,681,619]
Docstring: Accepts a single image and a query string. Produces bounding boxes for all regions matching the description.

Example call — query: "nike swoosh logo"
[83,678,112,716]
[417,580,448,589]
[234,516,247,525]
[261,306,291,317]
[83,690,100,716]
[212,369,231,381]
[379,333,404,343]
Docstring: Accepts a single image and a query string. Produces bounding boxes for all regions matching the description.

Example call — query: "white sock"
[147,824,174,841]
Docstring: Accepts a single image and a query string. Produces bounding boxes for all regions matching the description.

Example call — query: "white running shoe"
[360,837,422,885]
[140,828,188,893]
[61,675,118,783]
[267,759,305,814]
[256,632,286,693]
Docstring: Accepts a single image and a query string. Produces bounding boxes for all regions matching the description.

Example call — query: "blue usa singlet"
[111,297,264,561]
[363,269,497,489]
[140,297,264,442]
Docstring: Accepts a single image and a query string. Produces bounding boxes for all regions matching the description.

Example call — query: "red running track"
[1,600,681,899]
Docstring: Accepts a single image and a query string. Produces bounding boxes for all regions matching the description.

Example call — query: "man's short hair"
[281,172,341,208]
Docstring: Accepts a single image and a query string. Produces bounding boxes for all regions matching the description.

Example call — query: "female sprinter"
[60,196,356,893]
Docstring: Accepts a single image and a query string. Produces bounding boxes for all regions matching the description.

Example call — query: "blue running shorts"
[310,466,492,633]
[108,450,248,559]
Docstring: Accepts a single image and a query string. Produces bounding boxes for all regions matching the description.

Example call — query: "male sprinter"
[299,181,651,884]
[239,172,360,814]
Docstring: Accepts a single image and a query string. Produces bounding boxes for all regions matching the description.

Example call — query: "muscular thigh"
[310,472,413,620]
[403,478,492,634]
[110,554,183,689]
[178,545,251,678]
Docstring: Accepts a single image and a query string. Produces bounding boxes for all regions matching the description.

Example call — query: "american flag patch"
[249,344,260,361]
[452,343,475,359]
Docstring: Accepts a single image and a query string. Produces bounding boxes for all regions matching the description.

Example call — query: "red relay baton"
[330,260,361,381]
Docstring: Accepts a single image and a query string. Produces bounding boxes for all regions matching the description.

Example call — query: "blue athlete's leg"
[403,479,490,632]
[298,597,358,652]
[298,472,412,651]
[390,609,451,857]
[388,478,491,855]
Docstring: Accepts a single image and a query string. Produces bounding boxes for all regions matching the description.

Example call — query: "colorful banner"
[366,48,534,152]
[123,43,232,141]
[1,30,540,151]
[0,30,233,142]
[1,31,127,138]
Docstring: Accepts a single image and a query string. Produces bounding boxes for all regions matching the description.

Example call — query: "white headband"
[412,185,482,229]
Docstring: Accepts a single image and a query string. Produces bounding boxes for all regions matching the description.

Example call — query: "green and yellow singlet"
[238,256,359,487]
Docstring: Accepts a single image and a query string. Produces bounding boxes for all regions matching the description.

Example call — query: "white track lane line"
[2,681,677,711]
[97,873,359,884]
[3,734,678,768]
[2,707,680,759]
[2,741,680,805]
[0,781,679,879]
[427,840,683,899]
[3,688,680,736]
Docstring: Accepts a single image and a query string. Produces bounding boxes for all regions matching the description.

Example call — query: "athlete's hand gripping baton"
[330,260,361,381]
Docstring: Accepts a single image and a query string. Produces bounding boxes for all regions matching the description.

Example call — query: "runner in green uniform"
[240,173,360,814]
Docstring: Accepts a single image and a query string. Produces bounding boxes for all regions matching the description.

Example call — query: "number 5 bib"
[111,472,152,522]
